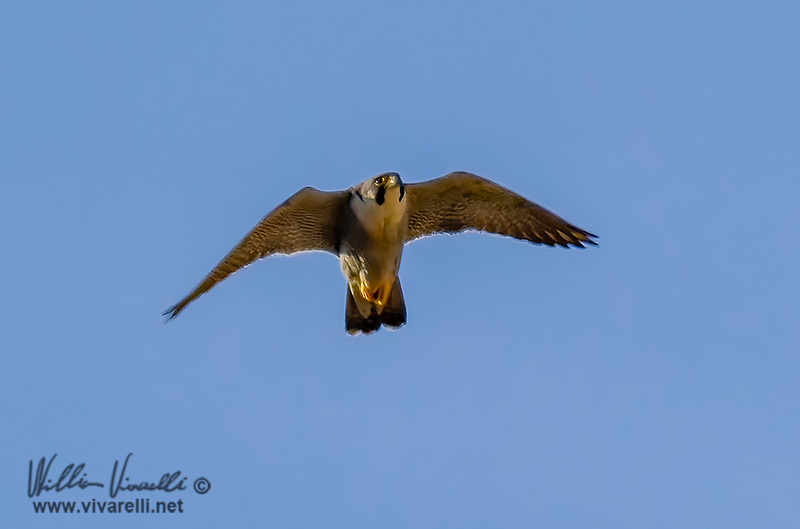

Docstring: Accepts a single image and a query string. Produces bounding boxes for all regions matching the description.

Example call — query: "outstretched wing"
[405,172,597,247]
[164,186,350,320]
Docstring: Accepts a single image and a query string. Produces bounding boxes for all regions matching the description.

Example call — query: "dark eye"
[375,176,385,186]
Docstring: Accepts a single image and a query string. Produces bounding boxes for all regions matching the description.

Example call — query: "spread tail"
[345,279,407,335]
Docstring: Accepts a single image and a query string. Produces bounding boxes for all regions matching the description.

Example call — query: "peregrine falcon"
[164,172,597,334]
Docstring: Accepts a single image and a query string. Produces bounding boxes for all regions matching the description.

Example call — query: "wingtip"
[162,305,180,323]
[573,230,598,248]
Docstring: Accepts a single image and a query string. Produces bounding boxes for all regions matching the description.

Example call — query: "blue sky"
[2,1,798,527]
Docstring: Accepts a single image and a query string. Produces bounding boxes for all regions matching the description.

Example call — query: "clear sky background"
[2,1,798,527]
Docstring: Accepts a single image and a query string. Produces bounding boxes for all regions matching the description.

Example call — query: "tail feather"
[345,279,407,335]
[379,280,406,329]
[346,288,381,335]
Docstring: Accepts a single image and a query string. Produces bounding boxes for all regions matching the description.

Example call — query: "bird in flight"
[164,172,597,334]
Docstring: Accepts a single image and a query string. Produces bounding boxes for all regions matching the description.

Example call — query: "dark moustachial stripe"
[376,186,386,205]
[355,189,364,202]
[399,184,405,202]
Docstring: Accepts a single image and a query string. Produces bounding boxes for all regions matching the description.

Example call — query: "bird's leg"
[359,282,373,302]
[358,282,391,309]
[372,282,393,310]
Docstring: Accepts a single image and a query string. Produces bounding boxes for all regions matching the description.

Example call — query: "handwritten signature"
[28,453,188,498]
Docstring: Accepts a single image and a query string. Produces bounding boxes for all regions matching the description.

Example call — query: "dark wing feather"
[405,172,597,248]
[164,186,350,320]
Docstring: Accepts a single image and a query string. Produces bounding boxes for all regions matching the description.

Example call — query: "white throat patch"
[351,186,407,240]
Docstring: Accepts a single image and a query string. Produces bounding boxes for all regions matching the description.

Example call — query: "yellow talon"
[359,283,371,301]
[357,281,390,307]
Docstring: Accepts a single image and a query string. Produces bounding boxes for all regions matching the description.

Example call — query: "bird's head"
[354,172,405,206]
